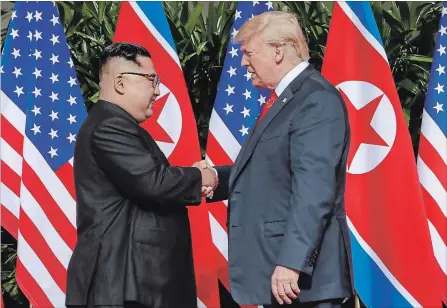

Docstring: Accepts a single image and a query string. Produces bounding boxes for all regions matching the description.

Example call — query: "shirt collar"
[275,61,309,97]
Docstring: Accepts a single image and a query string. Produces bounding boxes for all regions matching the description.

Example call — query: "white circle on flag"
[154,83,182,158]
[337,81,397,174]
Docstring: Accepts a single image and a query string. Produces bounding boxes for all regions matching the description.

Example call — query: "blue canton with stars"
[425,2,447,136]
[1,2,87,170]
[213,1,273,144]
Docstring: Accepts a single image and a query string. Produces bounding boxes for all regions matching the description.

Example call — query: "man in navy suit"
[199,11,354,307]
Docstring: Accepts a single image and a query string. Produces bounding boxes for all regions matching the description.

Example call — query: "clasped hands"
[192,160,217,199]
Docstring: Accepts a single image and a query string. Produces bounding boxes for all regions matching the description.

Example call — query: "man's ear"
[274,44,285,64]
[114,74,125,94]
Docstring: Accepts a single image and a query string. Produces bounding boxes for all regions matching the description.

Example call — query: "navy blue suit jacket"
[211,65,354,305]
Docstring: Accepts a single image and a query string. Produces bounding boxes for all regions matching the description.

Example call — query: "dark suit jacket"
[66,100,202,308]
[211,65,354,305]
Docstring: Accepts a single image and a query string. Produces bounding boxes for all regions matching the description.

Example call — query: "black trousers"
[67,288,150,308]
[264,297,353,308]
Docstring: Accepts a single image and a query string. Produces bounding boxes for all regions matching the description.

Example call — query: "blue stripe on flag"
[135,1,177,52]
[346,1,384,47]
[349,231,412,308]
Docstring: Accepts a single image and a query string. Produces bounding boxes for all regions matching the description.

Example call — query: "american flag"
[417,2,447,304]
[205,1,273,306]
[1,2,87,307]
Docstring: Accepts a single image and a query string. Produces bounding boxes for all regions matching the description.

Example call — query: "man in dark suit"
[65,43,217,308]
[199,11,354,308]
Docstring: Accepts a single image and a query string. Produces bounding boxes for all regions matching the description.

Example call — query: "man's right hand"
[193,160,218,198]
[199,167,217,189]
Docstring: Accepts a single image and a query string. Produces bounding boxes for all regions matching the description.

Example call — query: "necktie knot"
[269,91,278,102]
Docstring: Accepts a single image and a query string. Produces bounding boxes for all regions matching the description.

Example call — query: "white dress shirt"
[275,61,310,97]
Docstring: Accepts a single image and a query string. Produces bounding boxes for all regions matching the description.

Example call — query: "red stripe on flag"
[22,162,77,250]
[1,161,21,196]
[434,256,447,305]
[187,206,220,308]
[419,134,447,190]
[1,117,24,155]
[1,205,18,239]
[214,245,230,291]
[55,162,76,200]
[208,202,228,233]
[16,259,53,308]
[18,209,68,293]
[207,133,234,165]
[421,187,447,246]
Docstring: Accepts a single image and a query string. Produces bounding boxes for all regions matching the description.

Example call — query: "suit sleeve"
[92,116,202,207]
[207,165,232,202]
[276,90,348,275]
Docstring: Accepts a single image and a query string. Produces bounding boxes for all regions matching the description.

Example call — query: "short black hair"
[99,42,151,76]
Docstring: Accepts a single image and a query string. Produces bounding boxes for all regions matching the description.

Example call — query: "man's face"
[240,35,277,89]
[121,56,160,122]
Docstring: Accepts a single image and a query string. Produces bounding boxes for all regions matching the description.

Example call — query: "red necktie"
[257,91,278,124]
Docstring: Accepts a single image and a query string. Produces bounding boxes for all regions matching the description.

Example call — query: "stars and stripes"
[417,2,447,304]
[205,1,273,307]
[0,2,87,307]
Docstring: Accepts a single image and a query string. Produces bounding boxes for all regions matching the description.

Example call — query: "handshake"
[192,160,218,199]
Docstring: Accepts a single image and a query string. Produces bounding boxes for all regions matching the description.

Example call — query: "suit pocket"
[264,220,287,238]
[133,225,177,249]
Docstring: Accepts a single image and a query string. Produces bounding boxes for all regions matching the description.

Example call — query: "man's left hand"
[271,265,300,305]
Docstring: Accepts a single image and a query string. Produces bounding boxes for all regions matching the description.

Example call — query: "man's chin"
[251,81,262,88]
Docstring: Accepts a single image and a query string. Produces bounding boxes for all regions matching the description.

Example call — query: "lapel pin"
[282,98,287,103]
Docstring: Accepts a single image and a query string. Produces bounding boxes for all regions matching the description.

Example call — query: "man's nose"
[241,55,249,67]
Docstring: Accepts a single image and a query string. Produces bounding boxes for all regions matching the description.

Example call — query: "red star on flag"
[340,89,389,168]
[141,93,174,143]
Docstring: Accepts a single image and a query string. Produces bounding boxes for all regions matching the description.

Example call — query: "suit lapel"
[230,89,293,188]
[229,65,317,189]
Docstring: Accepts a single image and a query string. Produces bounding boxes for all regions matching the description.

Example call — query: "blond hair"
[234,11,310,61]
